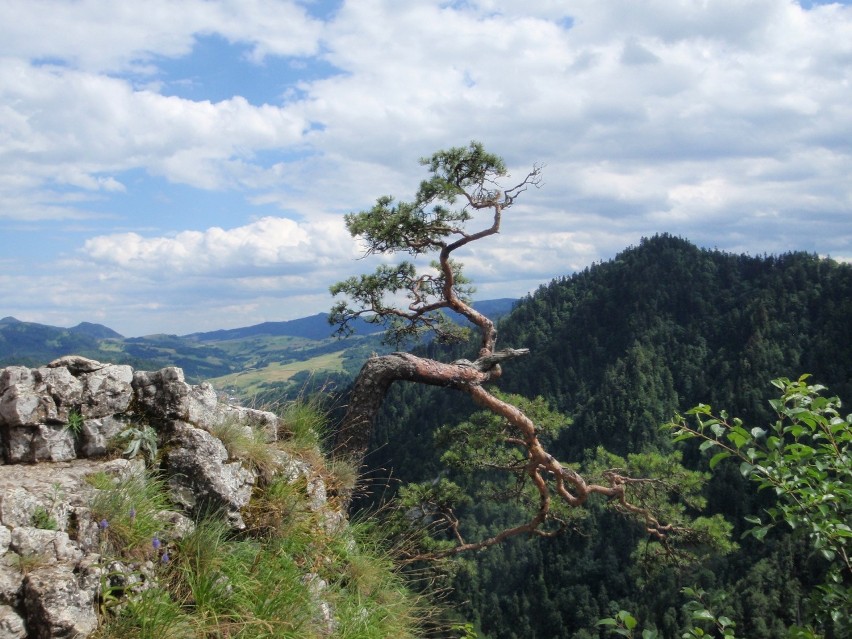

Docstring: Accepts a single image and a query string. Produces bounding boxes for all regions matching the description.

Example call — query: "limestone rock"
[23,565,98,639]
[0,368,40,429]
[0,358,342,638]
[0,559,22,608]
[45,356,104,375]
[0,526,10,556]
[0,604,26,639]
[79,415,125,458]
[0,460,132,531]
[184,382,221,429]
[225,405,280,442]
[80,364,133,419]
[6,424,76,464]
[131,367,188,424]
[0,367,82,428]
[154,510,196,541]
[10,528,82,565]
[164,424,256,529]
[0,488,40,530]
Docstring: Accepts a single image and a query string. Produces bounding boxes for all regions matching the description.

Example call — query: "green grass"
[279,394,330,449]
[30,505,59,530]
[208,334,315,358]
[99,588,194,639]
[91,401,430,639]
[90,470,173,557]
[96,340,125,353]
[208,418,281,481]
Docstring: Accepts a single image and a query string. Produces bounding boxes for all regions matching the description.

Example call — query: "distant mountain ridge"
[69,321,124,339]
[183,313,380,342]
[185,299,517,342]
[0,298,518,380]
[0,316,122,339]
[0,316,122,368]
[1,298,517,346]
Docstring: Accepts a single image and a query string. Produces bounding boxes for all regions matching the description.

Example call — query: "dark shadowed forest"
[358,234,852,638]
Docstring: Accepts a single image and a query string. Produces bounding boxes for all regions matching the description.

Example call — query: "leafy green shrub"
[600,376,850,639]
[667,375,850,636]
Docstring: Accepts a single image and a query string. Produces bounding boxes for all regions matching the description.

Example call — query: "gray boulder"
[164,423,256,529]
[23,565,98,639]
[0,604,26,639]
[79,365,134,419]
[79,415,126,458]
[6,424,76,464]
[131,366,190,424]
[0,366,82,428]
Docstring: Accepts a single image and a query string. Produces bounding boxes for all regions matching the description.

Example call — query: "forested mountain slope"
[360,234,852,638]
[500,234,852,455]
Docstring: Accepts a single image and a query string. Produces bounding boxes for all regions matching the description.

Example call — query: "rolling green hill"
[0,314,379,386]
[0,316,119,367]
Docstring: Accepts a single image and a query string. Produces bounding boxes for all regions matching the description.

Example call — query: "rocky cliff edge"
[0,356,342,638]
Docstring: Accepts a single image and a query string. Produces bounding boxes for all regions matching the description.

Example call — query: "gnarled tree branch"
[335,348,529,459]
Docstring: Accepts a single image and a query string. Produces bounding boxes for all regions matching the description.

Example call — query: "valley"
[0,300,517,401]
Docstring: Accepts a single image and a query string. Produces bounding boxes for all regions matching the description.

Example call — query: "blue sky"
[1,0,851,336]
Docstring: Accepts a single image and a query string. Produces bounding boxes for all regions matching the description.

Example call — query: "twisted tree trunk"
[334,348,529,460]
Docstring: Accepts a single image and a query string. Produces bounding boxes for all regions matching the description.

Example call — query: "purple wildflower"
[152,536,161,550]
[161,552,170,563]
[99,519,109,530]
[129,507,136,522]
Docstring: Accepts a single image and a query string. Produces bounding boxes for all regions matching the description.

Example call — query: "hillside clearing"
[207,350,347,397]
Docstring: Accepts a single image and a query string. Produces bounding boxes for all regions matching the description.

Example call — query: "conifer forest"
[352,234,851,638]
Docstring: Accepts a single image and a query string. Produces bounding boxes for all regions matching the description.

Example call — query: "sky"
[1,0,851,337]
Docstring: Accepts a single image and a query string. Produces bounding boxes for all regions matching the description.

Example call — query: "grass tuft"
[279,394,330,450]
[90,470,172,557]
[209,418,281,480]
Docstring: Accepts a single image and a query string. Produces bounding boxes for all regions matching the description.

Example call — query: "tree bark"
[334,348,528,461]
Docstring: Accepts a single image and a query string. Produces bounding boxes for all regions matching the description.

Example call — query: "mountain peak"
[69,322,124,339]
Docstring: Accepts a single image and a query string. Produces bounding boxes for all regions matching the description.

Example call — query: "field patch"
[207,350,347,397]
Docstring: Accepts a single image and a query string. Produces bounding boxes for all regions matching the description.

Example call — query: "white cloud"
[82,216,356,275]
[1,0,850,335]
[0,0,322,73]
[0,59,309,212]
